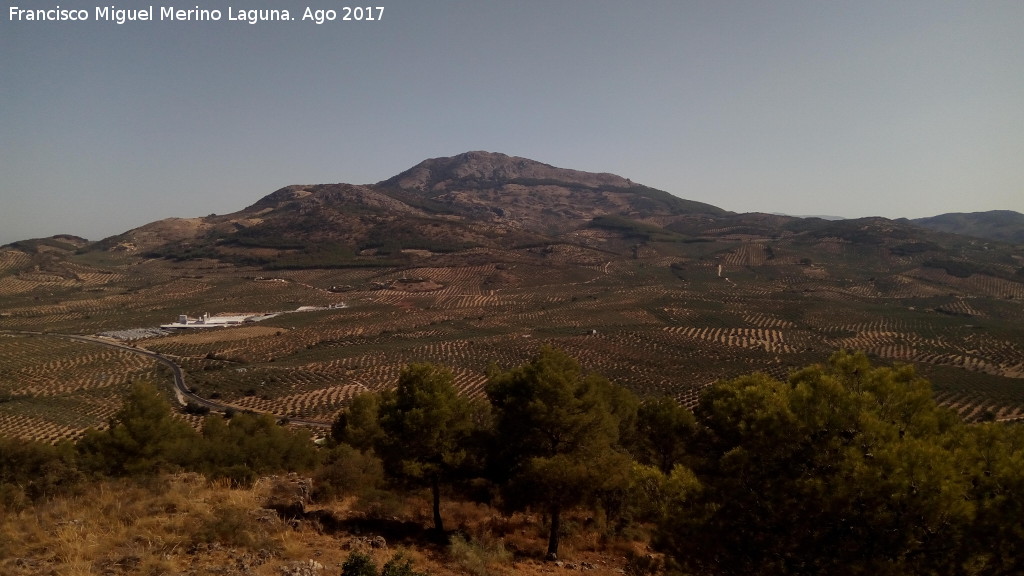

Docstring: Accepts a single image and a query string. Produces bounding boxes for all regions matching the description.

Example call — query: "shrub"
[194,503,268,548]
[0,437,82,509]
[311,444,384,503]
[196,412,319,485]
[448,534,511,576]
[341,551,378,576]
[624,551,663,576]
[341,551,429,576]
[381,553,429,576]
[76,382,199,477]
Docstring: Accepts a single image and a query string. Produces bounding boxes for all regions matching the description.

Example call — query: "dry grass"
[0,474,334,576]
[0,475,636,576]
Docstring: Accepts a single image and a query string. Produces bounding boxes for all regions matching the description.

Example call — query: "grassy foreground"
[0,473,642,576]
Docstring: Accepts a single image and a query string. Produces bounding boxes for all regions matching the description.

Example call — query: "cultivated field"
[0,333,162,442]
[2,234,1024,441]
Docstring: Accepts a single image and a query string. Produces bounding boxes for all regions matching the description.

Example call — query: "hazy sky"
[3,1,1022,244]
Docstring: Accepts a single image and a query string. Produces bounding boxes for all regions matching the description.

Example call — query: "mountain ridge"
[377,151,640,193]
[912,210,1024,244]
[4,152,1022,266]
[76,151,732,263]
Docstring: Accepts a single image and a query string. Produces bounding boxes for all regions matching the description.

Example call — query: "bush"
[196,412,319,485]
[624,551,663,576]
[76,382,199,477]
[341,551,429,576]
[312,444,384,503]
[341,552,378,576]
[0,437,82,509]
[448,534,511,576]
[194,503,272,549]
[381,553,428,576]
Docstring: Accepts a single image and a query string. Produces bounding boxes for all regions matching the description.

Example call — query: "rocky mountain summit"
[379,150,639,191]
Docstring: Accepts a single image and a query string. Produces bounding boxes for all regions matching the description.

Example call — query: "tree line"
[2,347,1023,575]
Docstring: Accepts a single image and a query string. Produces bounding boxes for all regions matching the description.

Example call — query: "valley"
[1,152,1023,442]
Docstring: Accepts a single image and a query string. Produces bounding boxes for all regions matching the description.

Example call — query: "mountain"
[10,152,1023,282]
[86,151,729,267]
[377,151,726,228]
[912,210,1024,244]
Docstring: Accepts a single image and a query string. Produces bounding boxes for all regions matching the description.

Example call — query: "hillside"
[912,210,1024,244]
[0,471,641,576]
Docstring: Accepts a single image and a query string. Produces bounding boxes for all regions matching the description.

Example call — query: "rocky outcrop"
[258,473,312,519]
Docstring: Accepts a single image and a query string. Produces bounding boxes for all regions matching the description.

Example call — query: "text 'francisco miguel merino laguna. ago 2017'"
[8,6,384,25]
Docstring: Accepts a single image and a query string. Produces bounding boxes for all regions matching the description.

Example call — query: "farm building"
[160,312,276,329]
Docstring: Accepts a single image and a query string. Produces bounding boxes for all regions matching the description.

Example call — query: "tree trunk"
[547,503,561,560]
[431,475,444,533]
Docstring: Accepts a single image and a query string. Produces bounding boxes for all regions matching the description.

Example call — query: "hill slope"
[913,210,1024,244]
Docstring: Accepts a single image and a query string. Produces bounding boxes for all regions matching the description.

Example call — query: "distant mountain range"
[770,213,847,221]
[911,210,1024,244]
[6,152,1023,270]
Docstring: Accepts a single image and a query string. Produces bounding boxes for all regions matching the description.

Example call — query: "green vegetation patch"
[589,215,693,243]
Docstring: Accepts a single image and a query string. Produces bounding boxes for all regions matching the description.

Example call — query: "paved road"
[3,330,332,429]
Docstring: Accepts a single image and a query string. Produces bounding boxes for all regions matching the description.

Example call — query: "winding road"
[3,330,332,430]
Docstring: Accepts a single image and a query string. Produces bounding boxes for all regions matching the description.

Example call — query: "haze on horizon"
[2,1,1022,245]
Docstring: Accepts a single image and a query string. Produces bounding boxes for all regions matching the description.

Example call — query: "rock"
[258,473,313,519]
[280,559,324,576]
[345,535,388,552]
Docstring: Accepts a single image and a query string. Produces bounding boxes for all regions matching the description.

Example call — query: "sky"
[2,1,1022,245]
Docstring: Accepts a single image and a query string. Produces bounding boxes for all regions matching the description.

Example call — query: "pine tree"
[486,346,633,558]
